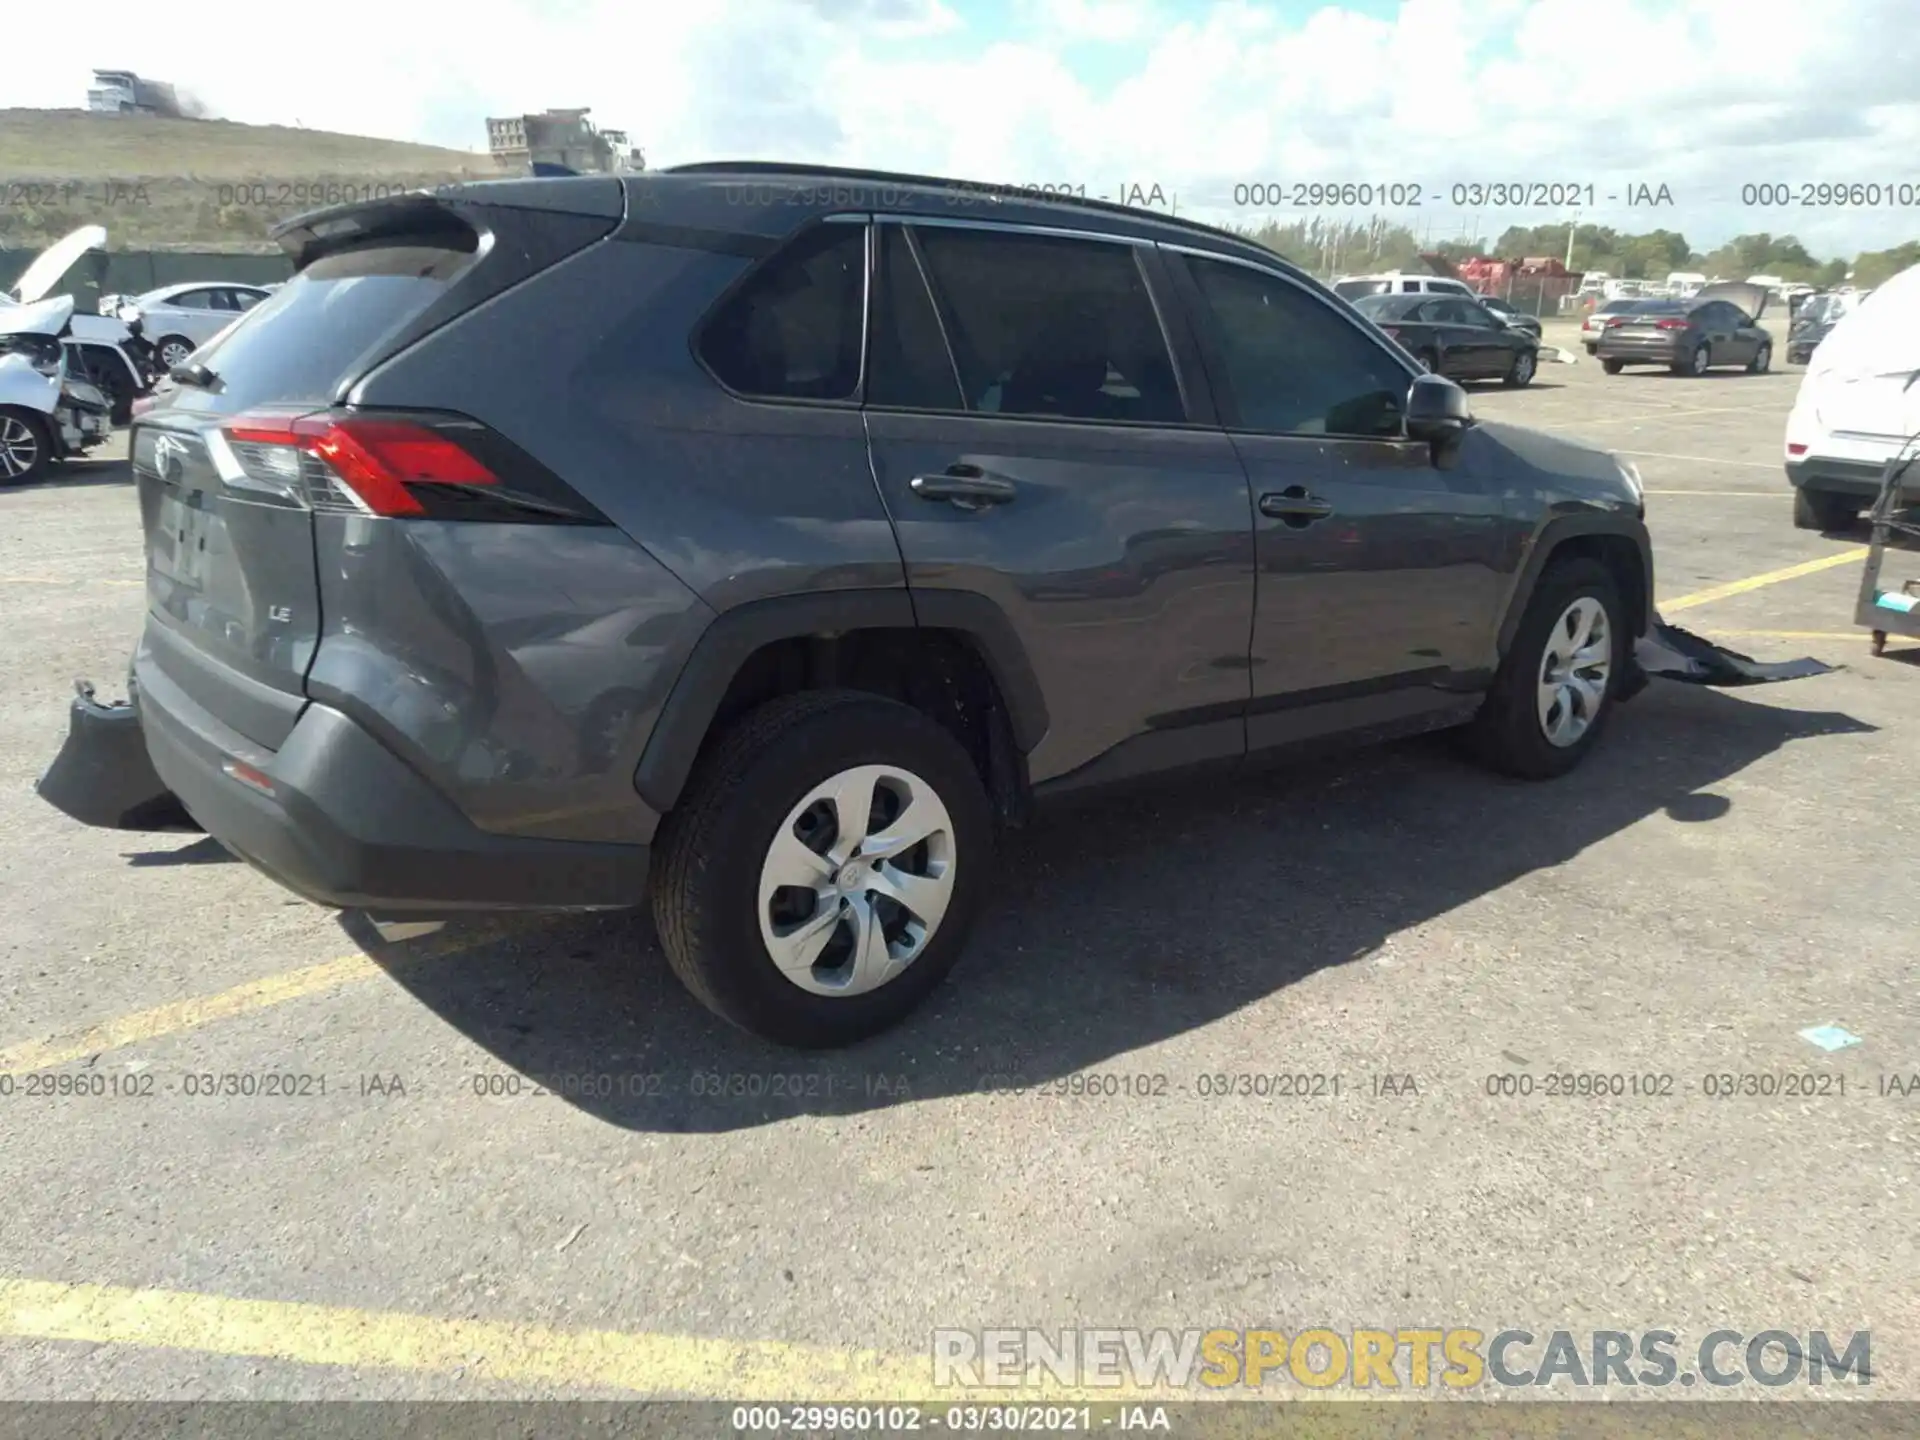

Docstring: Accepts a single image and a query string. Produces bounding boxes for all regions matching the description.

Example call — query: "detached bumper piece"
[35,680,198,830]
[1634,614,1833,687]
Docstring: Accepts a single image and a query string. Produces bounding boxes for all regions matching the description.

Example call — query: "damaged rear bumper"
[34,679,197,831]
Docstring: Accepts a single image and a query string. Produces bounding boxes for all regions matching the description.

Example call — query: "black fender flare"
[633,587,1049,814]
[1496,510,1655,657]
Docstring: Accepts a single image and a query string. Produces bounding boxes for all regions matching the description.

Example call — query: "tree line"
[1242,216,1920,288]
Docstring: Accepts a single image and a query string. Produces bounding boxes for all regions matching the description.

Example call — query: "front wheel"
[154,337,195,372]
[0,408,52,485]
[1747,343,1772,374]
[1503,349,1537,388]
[1464,557,1625,780]
[1415,350,1440,374]
[650,690,994,1047]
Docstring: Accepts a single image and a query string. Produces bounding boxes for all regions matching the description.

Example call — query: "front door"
[1168,249,1507,750]
[861,221,1257,789]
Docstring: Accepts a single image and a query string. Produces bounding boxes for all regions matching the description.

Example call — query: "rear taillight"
[1655,318,1690,331]
[205,408,606,524]
[220,412,495,516]
[1787,442,1808,456]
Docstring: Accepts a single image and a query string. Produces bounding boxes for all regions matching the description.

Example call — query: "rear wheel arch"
[1497,516,1652,658]
[633,589,1046,820]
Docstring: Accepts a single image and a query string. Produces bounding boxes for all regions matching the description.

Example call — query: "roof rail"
[659,160,1273,259]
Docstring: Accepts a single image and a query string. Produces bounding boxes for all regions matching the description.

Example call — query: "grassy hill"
[0,110,499,251]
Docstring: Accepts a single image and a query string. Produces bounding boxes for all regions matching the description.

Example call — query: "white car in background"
[1784,264,1920,530]
[131,283,275,371]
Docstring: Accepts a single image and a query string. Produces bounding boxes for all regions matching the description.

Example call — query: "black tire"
[1503,348,1537,388]
[1464,557,1626,780]
[650,689,995,1048]
[1747,342,1771,374]
[1793,487,1857,531]
[0,407,52,485]
[1672,342,1709,376]
[1416,350,1440,373]
[1601,358,1623,374]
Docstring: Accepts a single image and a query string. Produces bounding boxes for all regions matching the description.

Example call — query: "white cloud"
[7,0,1918,254]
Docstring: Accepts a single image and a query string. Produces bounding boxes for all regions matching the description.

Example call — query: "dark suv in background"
[41,163,1653,1047]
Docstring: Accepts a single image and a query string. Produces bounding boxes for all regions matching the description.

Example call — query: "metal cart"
[1856,433,1920,656]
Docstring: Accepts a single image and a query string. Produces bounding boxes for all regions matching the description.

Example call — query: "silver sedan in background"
[130,283,275,370]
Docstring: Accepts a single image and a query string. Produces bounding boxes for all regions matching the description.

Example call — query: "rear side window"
[909,227,1184,424]
[190,241,475,410]
[698,224,866,402]
[1334,279,1390,300]
[168,289,216,309]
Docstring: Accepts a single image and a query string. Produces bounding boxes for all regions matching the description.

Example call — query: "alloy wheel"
[1511,351,1535,384]
[0,416,41,480]
[1690,344,1709,375]
[157,340,193,370]
[1535,597,1612,748]
[757,763,957,997]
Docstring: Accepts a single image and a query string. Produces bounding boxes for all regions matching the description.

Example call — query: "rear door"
[861,220,1256,789]
[1169,248,1505,747]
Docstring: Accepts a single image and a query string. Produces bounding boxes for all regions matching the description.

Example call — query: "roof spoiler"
[271,192,475,270]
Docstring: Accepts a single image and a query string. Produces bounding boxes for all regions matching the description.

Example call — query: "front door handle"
[910,466,1017,507]
[1259,487,1334,522]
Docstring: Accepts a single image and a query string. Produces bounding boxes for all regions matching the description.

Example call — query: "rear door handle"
[1259,488,1334,522]
[910,466,1017,506]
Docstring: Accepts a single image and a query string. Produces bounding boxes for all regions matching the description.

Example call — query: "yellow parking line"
[0,954,381,1075]
[1660,548,1869,613]
[0,1275,971,1400]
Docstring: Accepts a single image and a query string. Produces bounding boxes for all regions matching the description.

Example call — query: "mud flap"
[1634,614,1835,687]
[35,680,200,831]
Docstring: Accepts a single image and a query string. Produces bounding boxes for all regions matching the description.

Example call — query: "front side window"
[909,227,1184,424]
[1187,256,1411,438]
[698,223,866,402]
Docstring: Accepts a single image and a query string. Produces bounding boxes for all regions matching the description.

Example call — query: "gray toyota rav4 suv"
[40,163,1653,1047]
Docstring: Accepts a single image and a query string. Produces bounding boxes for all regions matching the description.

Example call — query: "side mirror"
[1405,372,1472,446]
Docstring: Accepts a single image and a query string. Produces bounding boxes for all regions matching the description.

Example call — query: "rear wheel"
[650,690,994,1048]
[1793,487,1857,531]
[1601,358,1624,374]
[0,408,51,485]
[155,336,195,372]
[1464,557,1625,780]
[1673,342,1710,376]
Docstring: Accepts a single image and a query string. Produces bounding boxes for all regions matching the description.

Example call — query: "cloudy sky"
[15,0,1920,255]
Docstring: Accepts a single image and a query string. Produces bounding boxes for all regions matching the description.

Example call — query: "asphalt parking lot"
[1,318,1916,1410]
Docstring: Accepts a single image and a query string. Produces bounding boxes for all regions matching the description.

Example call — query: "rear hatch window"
[185,240,476,411]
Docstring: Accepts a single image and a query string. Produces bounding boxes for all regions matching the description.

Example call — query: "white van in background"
[1784,263,1920,529]
[1665,271,1707,298]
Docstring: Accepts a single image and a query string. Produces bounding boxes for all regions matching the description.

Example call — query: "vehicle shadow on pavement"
[22,457,133,491]
[362,682,1874,1133]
